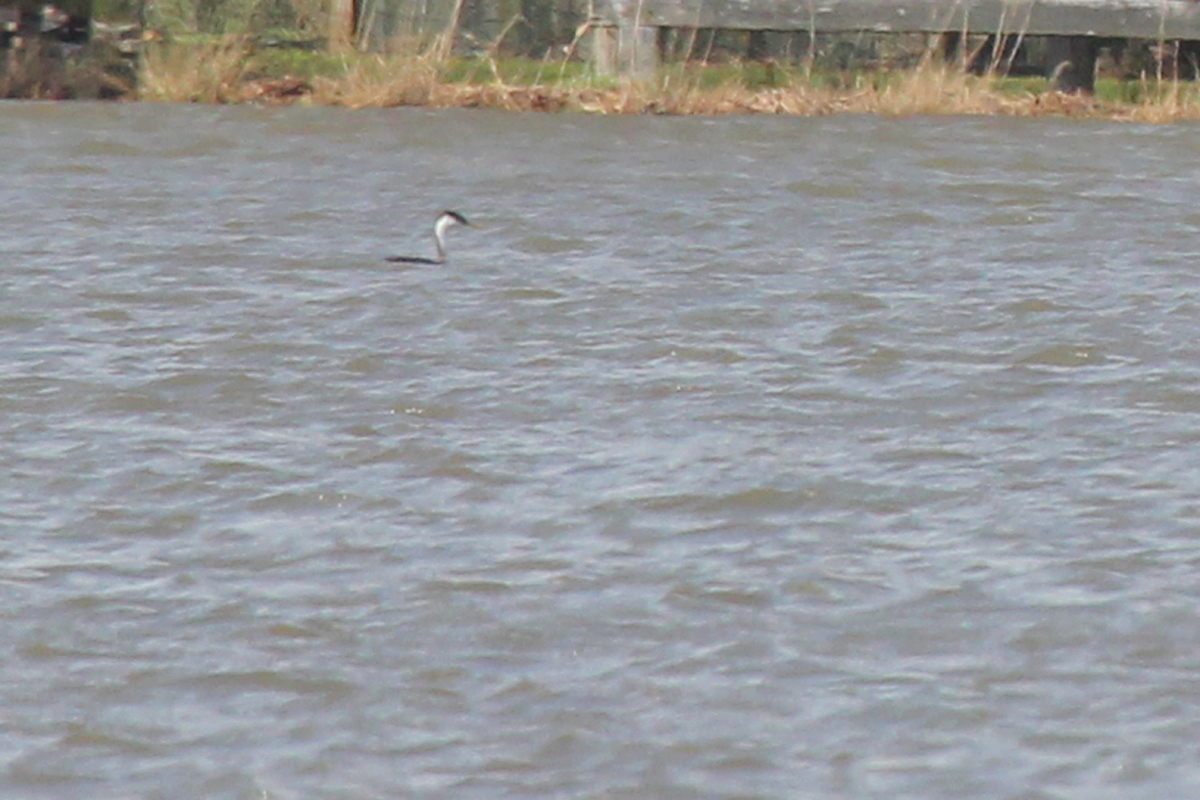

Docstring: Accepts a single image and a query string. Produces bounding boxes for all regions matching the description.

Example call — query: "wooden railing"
[588,0,1200,91]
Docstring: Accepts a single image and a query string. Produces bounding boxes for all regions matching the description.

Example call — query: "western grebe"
[386,210,471,264]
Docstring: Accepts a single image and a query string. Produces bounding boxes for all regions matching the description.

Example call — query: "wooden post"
[329,0,357,50]
[587,21,619,75]
[617,17,658,80]
[588,0,658,79]
[1045,35,1098,93]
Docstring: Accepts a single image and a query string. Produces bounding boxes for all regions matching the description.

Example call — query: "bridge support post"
[588,20,658,79]
[329,0,357,49]
[588,0,658,80]
[617,18,658,80]
[586,21,618,75]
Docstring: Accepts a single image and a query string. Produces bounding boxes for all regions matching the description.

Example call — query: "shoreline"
[183,60,1200,123]
[9,39,1200,122]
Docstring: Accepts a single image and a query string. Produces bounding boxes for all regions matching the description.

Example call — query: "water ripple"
[3,104,1200,799]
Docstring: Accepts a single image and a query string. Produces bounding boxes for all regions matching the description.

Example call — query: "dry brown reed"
[315,65,1198,120]
[871,62,1009,116]
[416,62,1032,117]
[126,37,1200,122]
[137,37,253,102]
[309,51,441,108]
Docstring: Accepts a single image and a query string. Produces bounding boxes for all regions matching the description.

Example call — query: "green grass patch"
[250,45,353,81]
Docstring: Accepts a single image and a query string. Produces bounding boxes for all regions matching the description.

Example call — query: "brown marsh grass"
[418,61,1097,118]
[129,41,1200,121]
[138,37,253,102]
[308,51,441,108]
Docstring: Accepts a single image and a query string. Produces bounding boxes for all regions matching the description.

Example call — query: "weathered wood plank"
[598,0,1200,40]
[618,17,659,78]
[329,0,357,49]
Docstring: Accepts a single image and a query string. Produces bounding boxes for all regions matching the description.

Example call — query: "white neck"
[433,215,458,262]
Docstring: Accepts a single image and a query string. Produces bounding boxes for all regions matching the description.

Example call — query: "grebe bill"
[386,210,471,264]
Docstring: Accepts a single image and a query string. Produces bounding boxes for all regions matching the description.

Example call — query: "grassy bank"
[23,34,1200,120]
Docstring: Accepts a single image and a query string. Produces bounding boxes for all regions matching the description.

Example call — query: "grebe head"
[435,210,469,235]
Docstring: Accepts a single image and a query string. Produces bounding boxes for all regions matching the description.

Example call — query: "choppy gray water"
[4,101,1200,799]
